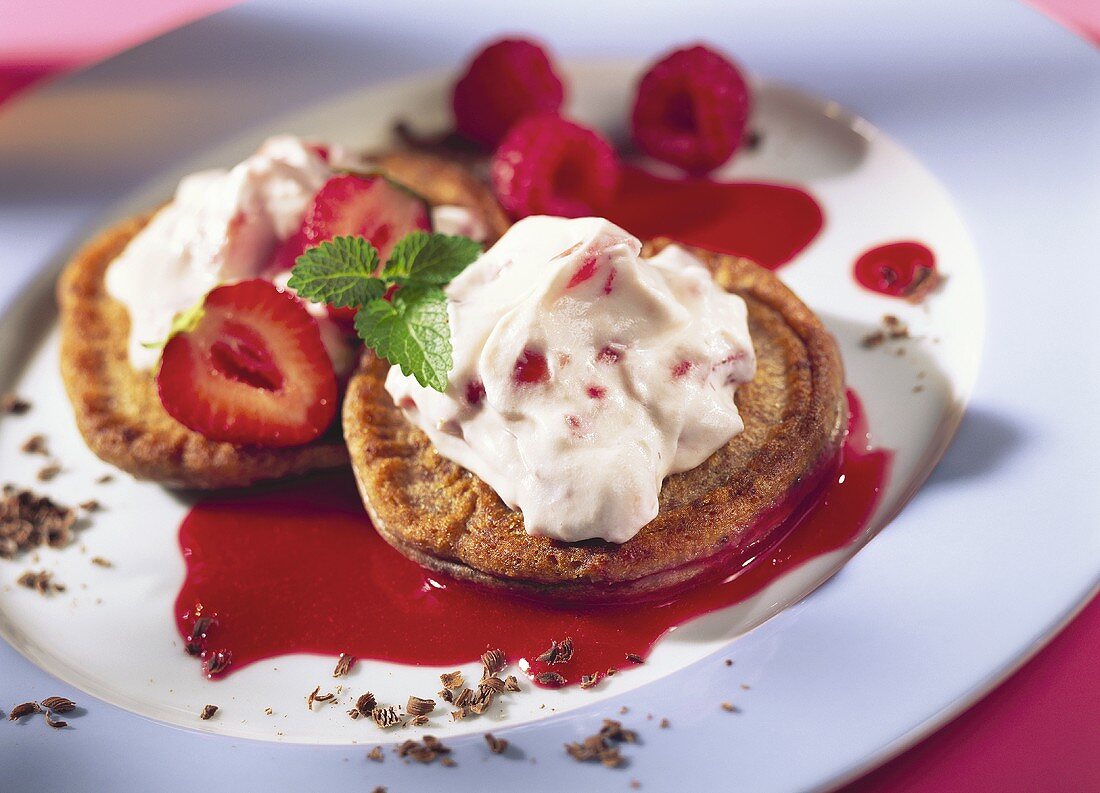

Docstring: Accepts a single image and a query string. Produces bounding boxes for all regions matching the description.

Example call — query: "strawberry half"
[157,279,338,447]
[271,173,432,321]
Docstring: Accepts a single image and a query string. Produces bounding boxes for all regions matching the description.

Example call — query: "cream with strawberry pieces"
[384,216,757,544]
[104,134,459,447]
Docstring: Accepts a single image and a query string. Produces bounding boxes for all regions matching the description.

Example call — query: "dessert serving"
[57,140,507,487]
[345,217,846,600]
[0,28,987,760]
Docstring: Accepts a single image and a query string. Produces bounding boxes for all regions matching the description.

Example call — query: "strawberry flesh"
[157,279,338,447]
[270,173,431,322]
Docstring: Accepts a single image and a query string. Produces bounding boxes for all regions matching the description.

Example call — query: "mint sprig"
[288,232,481,391]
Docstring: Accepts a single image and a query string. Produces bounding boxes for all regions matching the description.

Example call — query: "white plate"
[0,2,1096,791]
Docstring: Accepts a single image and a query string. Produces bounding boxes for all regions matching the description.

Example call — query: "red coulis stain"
[853,241,937,298]
[606,165,824,269]
[175,391,891,684]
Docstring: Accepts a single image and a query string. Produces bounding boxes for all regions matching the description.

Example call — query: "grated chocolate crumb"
[1,394,30,415]
[481,648,506,677]
[36,463,62,482]
[90,556,112,568]
[580,673,601,689]
[20,434,48,455]
[367,746,383,762]
[17,569,64,595]
[535,671,567,687]
[406,696,436,716]
[504,675,521,692]
[199,704,218,720]
[41,696,75,713]
[8,701,41,721]
[332,653,355,678]
[440,670,464,690]
[0,485,77,558]
[536,636,574,665]
[371,705,400,729]
[485,732,508,754]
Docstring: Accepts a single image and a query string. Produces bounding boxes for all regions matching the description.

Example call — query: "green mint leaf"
[287,236,385,307]
[381,232,482,285]
[354,284,452,392]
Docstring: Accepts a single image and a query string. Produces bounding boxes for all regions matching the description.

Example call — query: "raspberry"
[630,44,751,175]
[452,37,566,149]
[491,114,620,219]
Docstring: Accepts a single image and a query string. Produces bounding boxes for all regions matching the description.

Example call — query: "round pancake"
[57,152,509,489]
[343,240,847,601]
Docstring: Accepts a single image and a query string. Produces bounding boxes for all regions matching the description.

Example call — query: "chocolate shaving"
[536,636,574,664]
[440,756,456,767]
[43,711,68,729]
[450,707,471,721]
[606,667,618,677]
[453,688,474,709]
[724,659,733,667]
[8,701,41,720]
[371,705,400,729]
[40,696,75,713]
[406,696,436,716]
[484,732,508,754]
[534,671,567,687]
[395,735,451,763]
[90,556,112,568]
[579,673,601,689]
[1,393,31,415]
[720,701,740,713]
[185,615,213,657]
[659,717,670,728]
[37,463,62,482]
[481,648,505,677]
[20,434,48,455]
[600,719,637,743]
[367,746,384,762]
[860,330,886,349]
[504,675,521,692]
[199,704,218,720]
[565,718,637,768]
[355,692,376,716]
[202,649,231,677]
[95,474,114,484]
[439,670,464,690]
[625,652,644,664]
[17,569,64,595]
[80,500,102,513]
[410,715,429,726]
[439,688,454,703]
[332,653,355,678]
[0,485,77,559]
[479,676,506,693]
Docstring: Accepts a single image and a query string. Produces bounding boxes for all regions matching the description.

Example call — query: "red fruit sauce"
[175,391,891,684]
[606,166,824,269]
[853,241,938,298]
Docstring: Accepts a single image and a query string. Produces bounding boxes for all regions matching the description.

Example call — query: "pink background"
[1,2,1097,790]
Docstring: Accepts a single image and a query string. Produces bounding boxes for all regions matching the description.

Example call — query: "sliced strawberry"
[270,173,432,321]
[157,279,338,447]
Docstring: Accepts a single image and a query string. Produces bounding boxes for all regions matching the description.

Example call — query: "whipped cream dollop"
[104,134,482,374]
[386,216,756,544]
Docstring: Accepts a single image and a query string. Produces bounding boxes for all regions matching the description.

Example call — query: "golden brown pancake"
[343,240,847,601]
[57,152,509,489]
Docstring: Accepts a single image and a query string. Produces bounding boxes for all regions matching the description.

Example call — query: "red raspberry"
[630,44,751,175]
[452,37,566,149]
[491,114,620,219]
